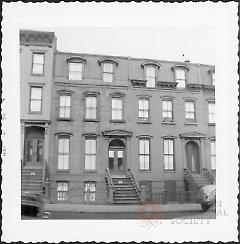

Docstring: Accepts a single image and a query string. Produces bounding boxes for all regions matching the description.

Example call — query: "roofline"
[55,50,214,67]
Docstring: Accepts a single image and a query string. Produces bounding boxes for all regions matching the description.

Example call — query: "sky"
[34,26,215,65]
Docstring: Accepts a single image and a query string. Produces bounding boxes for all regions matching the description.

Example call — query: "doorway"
[186,141,200,174]
[24,126,44,166]
[108,139,125,174]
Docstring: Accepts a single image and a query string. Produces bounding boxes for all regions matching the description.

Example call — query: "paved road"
[22,208,215,220]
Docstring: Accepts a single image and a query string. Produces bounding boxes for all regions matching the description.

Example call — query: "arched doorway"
[24,126,45,166]
[108,139,125,173]
[186,141,200,174]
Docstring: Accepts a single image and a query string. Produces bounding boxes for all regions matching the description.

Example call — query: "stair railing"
[127,169,141,194]
[184,168,198,189]
[105,168,114,203]
[202,168,215,184]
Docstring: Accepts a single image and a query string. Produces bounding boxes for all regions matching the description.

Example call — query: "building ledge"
[203,85,215,91]
[185,122,198,126]
[57,117,73,122]
[137,120,152,124]
[28,111,43,115]
[208,123,215,126]
[162,121,176,125]
[131,79,147,88]
[84,119,100,123]
[84,170,97,173]
[164,170,176,173]
[110,119,125,123]
[186,83,203,90]
[139,170,151,173]
[157,81,178,89]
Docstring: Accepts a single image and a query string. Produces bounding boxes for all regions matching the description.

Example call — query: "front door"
[25,139,44,165]
[186,141,200,174]
[108,148,124,173]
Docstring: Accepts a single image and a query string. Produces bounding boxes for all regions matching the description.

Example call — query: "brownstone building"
[20,30,215,205]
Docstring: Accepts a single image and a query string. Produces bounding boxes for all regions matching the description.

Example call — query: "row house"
[20,30,215,205]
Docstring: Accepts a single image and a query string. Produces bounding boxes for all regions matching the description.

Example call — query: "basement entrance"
[108,139,125,174]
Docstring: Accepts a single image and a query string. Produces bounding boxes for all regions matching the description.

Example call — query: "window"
[145,66,156,87]
[57,137,70,170]
[57,182,69,201]
[212,71,215,86]
[138,99,149,121]
[85,138,96,171]
[86,96,97,120]
[30,87,42,112]
[211,140,216,170]
[32,53,44,75]
[164,139,174,171]
[208,101,215,124]
[185,101,195,122]
[163,99,173,122]
[84,182,96,202]
[139,138,150,170]
[69,62,83,80]
[112,98,123,120]
[59,95,71,118]
[175,69,186,88]
[103,63,113,82]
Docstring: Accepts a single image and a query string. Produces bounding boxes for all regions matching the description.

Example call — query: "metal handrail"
[202,168,215,184]
[183,168,198,189]
[105,168,114,188]
[127,169,141,194]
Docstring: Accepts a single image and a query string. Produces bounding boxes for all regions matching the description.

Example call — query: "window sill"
[185,122,198,126]
[84,170,97,173]
[28,111,42,114]
[57,117,73,121]
[110,119,125,123]
[162,121,175,125]
[31,73,45,77]
[84,119,100,122]
[137,120,152,124]
[164,170,176,173]
[208,123,215,126]
[139,170,151,173]
[56,170,69,173]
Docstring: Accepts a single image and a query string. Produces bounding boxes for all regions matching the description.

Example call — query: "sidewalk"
[43,203,201,213]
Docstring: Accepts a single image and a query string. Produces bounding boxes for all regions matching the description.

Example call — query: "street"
[22,207,215,220]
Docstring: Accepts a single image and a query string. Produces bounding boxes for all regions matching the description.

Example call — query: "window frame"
[174,68,187,88]
[31,52,45,76]
[210,139,216,170]
[162,98,174,122]
[58,94,72,120]
[84,92,100,122]
[84,181,96,202]
[110,94,125,122]
[29,86,43,113]
[102,62,114,82]
[84,137,97,172]
[57,135,71,171]
[68,61,84,81]
[208,101,215,125]
[171,64,190,88]
[138,137,151,171]
[138,98,150,122]
[144,65,157,88]
[163,138,175,171]
[57,90,74,121]
[57,181,69,202]
[185,100,196,123]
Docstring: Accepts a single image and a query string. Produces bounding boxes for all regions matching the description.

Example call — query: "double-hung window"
[86,96,97,120]
[162,99,173,122]
[175,69,186,88]
[163,139,175,171]
[112,98,123,120]
[185,101,196,122]
[103,63,113,82]
[84,182,96,202]
[57,182,69,201]
[139,138,150,171]
[211,140,216,170]
[208,101,215,124]
[138,99,149,121]
[59,94,71,118]
[30,86,42,112]
[145,66,156,87]
[69,62,83,80]
[57,137,70,170]
[85,138,96,171]
[32,53,44,75]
